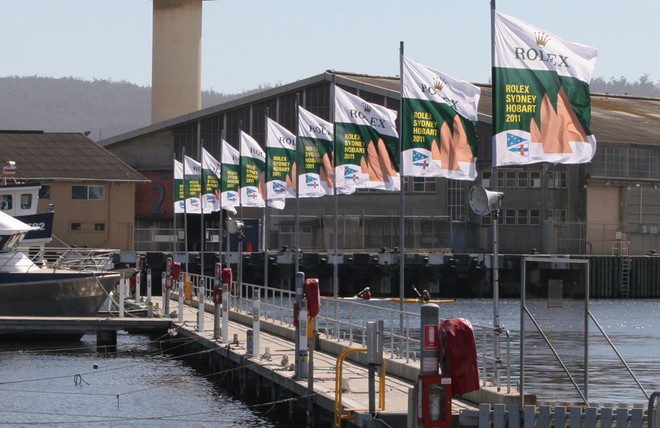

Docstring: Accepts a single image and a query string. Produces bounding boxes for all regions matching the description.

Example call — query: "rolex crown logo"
[363,103,372,113]
[433,77,446,92]
[534,31,550,47]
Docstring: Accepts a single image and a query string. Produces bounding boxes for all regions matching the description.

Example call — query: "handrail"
[589,310,649,400]
[181,273,512,392]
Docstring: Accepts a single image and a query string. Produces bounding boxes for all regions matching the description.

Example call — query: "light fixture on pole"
[227,219,245,291]
[469,185,504,389]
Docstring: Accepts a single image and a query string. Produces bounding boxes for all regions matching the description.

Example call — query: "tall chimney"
[151,0,203,124]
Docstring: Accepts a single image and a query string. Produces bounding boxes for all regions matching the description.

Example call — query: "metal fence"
[178,273,513,393]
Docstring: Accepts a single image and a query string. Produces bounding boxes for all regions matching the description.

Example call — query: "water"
[0,299,658,426]
[0,333,284,427]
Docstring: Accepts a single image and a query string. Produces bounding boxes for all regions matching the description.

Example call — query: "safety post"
[221,268,232,344]
[134,255,142,303]
[418,303,452,427]
[177,272,183,323]
[163,257,173,315]
[298,298,308,379]
[252,289,260,357]
[294,271,305,378]
[305,277,321,425]
[212,263,222,340]
[146,267,153,318]
[119,271,126,318]
[171,261,181,322]
[366,320,384,415]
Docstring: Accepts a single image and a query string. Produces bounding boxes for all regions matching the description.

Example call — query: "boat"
[0,164,54,249]
[390,297,456,304]
[0,207,119,340]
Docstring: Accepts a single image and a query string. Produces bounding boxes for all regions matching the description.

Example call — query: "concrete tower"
[151,0,205,124]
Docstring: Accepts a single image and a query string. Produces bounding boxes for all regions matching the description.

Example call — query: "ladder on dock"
[620,256,631,298]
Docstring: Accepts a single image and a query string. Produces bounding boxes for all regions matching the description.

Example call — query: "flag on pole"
[334,86,400,193]
[298,107,333,197]
[201,148,221,212]
[240,131,266,208]
[266,117,297,206]
[493,11,598,166]
[173,159,185,213]
[401,55,481,180]
[184,155,202,214]
[220,140,240,215]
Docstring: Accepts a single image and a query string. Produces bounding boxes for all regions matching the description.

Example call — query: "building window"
[530,209,540,225]
[518,209,528,225]
[505,208,516,225]
[530,171,541,188]
[39,185,51,199]
[412,177,436,193]
[71,222,81,231]
[505,171,516,188]
[95,223,105,231]
[72,185,105,200]
[518,171,528,188]
[448,180,463,221]
[481,171,491,188]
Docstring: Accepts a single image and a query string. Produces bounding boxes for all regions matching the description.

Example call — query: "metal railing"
[176,273,513,392]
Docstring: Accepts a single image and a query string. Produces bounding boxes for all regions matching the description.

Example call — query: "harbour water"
[0,299,658,426]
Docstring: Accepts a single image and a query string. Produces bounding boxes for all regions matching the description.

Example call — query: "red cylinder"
[172,262,181,281]
[304,278,321,318]
[221,267,233,293]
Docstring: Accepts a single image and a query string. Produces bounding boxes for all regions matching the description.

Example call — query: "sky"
[3,0,659,95]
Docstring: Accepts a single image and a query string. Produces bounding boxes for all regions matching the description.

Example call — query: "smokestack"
[151,0,203,124]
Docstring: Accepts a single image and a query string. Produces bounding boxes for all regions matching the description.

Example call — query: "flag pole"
[264,109,270,292]
[182,146,189,273]
[398,41,406,324]
[490,0,502,393]
[172,152,178,254]
[198,122,206,332]
[219,131,225,268]
[331,75,339,300]
[294,95,301,276]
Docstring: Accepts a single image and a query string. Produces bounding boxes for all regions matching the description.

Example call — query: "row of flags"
[174,10,598,214]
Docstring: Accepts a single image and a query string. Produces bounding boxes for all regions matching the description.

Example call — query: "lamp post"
[469,185,504,389]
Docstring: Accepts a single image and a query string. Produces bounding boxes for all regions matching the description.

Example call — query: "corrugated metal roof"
[0,131,148,182]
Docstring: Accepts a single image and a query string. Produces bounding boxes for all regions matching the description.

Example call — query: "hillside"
[0,75,657,142]
[0,76,233,141]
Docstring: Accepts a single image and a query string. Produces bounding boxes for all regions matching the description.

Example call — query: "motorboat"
[0,210,119,339]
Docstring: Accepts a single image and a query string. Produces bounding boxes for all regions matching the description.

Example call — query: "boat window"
[1,195,12,210]
[0,232,24,252]
[20,194,32,210]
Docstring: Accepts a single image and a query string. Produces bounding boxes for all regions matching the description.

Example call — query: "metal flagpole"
[331,76,339,302]
[198,122,205,332]
[182,146,189,273]
[264,108,270,292]
[398,41,406,328]
[294,95,301,276]
[172,152,178,254]
[490,0,502,392]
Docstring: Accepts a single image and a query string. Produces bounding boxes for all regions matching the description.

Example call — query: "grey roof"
[100,70,660,148]
[0,131,148,182]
